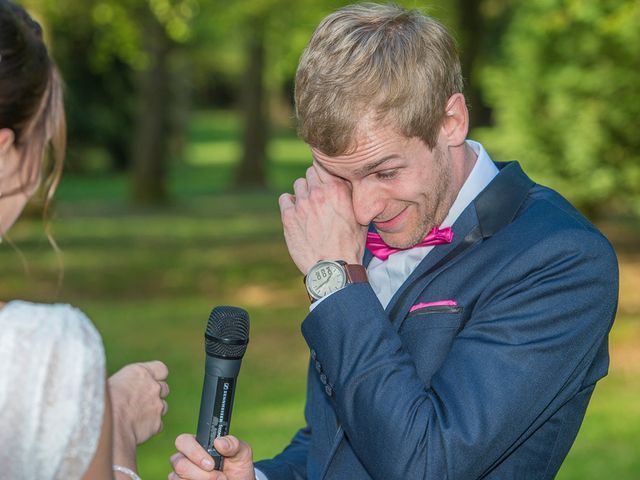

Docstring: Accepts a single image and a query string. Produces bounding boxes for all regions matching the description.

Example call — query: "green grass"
[557,315,640,479]
[1,110,638,478]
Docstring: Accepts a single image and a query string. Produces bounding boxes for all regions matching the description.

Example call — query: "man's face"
[311,123,458,248]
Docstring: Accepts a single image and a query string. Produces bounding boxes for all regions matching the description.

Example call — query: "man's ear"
[441,93,469,148]
[0,128,15,156]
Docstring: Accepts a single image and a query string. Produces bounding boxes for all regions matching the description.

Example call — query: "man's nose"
[351,182,384,226]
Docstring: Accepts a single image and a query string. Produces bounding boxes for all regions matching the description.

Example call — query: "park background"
[1,0,639,478]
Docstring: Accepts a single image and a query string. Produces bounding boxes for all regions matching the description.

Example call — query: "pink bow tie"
[366,227,453,261]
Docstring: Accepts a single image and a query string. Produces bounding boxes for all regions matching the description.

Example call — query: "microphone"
[196,306,250,470]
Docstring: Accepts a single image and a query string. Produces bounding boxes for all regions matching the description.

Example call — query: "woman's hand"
[108,361,170,467]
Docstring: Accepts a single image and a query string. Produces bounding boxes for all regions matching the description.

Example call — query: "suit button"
[320,373,328,385]
[315,361,322,373]
[311,349,317,360]
[325,385,333,396]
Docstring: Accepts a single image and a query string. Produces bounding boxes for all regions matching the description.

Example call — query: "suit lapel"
[363,224,376,267]
[384,203,481,326]
[384,161,535,326]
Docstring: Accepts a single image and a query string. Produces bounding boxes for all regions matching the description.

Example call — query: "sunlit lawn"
[0,111,638,478]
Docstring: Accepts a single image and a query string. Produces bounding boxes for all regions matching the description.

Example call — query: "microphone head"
[205,306,250,359]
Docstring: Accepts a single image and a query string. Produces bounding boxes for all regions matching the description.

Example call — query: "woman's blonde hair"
[295,3,463,155]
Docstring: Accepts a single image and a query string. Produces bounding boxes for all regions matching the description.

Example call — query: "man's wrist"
[309,288,340,311]
[304,260,367,303]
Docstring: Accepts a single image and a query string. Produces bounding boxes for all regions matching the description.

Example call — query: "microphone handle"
[196,356,242,471]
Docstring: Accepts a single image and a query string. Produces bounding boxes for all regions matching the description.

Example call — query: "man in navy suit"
[170,4,618,479]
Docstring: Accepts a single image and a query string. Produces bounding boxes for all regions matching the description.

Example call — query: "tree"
[235,15,268,188]
[30,0,137,172]
[478,0,640,217]
[35,0,196,203]
[130,8,173,203]
[191,0,349,190]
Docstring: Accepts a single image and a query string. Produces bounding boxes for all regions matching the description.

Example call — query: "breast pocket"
[402,304,464,330]
[398,305,465,385]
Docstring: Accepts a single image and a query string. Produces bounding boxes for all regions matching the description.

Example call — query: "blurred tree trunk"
[107,138,131,172]
[235,18,268,188]
[456,0,492,128]
[168,54,192,165]
[131,12,172,204]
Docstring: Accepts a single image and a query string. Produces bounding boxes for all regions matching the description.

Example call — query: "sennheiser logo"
[216,381,230,435]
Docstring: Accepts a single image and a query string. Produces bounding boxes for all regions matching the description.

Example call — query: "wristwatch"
[304,260,368,303]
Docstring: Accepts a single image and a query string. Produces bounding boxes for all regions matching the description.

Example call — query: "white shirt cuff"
[255,467,269,480]
[308,287,344,311]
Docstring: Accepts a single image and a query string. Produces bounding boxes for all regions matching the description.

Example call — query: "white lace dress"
[0,300,106,479]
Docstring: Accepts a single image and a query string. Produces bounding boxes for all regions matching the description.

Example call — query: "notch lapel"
[384,161,535,327]
[384,205,481,326]
[363,224,376,267]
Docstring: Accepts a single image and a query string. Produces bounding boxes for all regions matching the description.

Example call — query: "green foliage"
[28,0,197,174]
[41,0,197,70]
[478,0,640,217]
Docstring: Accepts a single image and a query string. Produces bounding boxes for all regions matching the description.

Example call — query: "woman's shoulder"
[0,299,103,350]
[1,299,89,317]
[0,300,107,479]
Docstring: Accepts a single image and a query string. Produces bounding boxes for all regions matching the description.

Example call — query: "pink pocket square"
[410,300,458,313]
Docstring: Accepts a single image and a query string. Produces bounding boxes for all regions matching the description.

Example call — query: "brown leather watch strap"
[344,264,368,283]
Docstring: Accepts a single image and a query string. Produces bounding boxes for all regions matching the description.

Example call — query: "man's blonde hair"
[295,3,463,155]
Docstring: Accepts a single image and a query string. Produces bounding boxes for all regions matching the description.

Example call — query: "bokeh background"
[2,0,639,478]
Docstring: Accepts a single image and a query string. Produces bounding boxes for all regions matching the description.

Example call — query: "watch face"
[306,261,347,299]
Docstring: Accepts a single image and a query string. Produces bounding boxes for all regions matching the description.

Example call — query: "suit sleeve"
[300,230,618,479]
[254,427,310,480]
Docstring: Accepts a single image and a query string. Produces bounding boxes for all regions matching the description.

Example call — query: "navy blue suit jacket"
[256,162,618,479]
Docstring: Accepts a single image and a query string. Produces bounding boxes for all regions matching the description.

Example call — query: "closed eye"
[375,169,399,180]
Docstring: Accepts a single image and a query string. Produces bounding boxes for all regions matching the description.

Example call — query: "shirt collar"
[440,139,499,228]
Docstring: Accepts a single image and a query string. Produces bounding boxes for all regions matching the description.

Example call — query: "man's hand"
[278,163,366,274]
[169,434,256,480]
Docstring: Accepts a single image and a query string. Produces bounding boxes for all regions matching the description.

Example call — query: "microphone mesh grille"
[205,306,250,359]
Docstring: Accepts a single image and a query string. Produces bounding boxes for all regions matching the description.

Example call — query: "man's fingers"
[212,436,238,456]
[175,434,215,472]
[141,360,169,381]
[278,193,295,211]
[170,452,225,480]
[312,159,339,184]
[213,435,253,463]
[170,436,249,480]
[306,165,323,187]
[292,177,309,199]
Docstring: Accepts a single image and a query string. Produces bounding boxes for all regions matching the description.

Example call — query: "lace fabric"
[0,300,106,479]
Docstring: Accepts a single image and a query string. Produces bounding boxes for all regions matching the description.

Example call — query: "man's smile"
[373,206,410,232]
